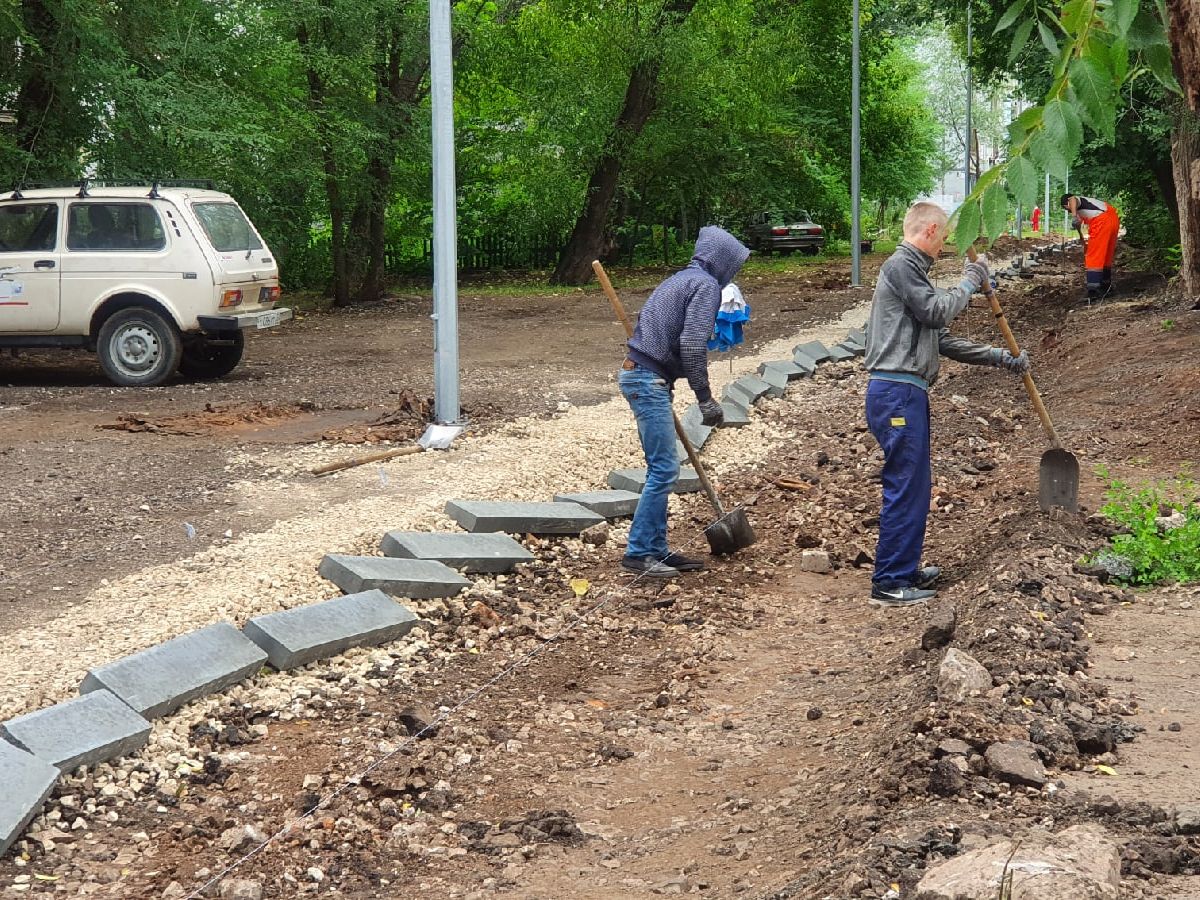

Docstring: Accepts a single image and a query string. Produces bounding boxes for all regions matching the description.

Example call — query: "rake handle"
[967,247,1062,448]
[592,259,727,517]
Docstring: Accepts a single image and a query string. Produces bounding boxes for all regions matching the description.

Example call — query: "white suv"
[0,181,292,386]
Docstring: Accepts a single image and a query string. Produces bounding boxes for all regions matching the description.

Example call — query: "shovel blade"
[1039,448,1079,513]
[704,506,756,556]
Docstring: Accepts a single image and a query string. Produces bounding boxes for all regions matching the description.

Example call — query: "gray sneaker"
[870,585,936,607]
[621,556,681,578]
[916,566,941,589]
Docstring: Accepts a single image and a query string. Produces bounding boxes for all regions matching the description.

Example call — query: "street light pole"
[426,0,465,445]
[965,2,973,198]
[850,0,861,287]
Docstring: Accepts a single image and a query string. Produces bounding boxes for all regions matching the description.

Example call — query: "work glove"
[991,348,1031,375]
[1071,216,1082,230]
[699,397,725,427]
[962,253,990,294]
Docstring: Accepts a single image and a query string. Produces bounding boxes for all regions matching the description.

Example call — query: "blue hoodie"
[627,226,750,402]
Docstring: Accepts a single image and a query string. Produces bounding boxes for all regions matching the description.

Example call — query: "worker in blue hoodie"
[619,225,750,578]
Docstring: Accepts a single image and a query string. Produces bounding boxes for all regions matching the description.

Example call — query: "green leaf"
[1110,38,1130,84]
[1100,0,1138,38]
[1043,97,1083,158]
[1146,43,1180,92]
[1008,17,1035,65]
[982,183,1008,242]
[1070,56,1116,142]
[1006,155,1040,209]
[1038,21,1059,55]
[954,198,981,253]
[1061,0,1092,34]
[1030,129,1070,180]
[993,0,1028,35]
[1007,105,1044,146]
[1126,5,1168,50]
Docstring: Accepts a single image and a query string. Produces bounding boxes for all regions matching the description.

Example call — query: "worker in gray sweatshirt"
[864,202,1030,607]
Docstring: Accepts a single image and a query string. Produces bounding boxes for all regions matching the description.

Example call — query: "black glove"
[991,348,1031,374]
[699,398,724,427]
[963,253,990,293]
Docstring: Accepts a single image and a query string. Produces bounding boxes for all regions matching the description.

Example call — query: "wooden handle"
[592,259,726,516]
[966,247,1062,448]
[310,444,423,476]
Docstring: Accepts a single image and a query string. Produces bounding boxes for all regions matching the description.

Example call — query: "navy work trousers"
[865,379,931,589]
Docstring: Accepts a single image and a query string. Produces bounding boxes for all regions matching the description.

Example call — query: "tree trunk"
[1167,0,1200,112]
[550,0,698,285]
[1170,111,1200,299]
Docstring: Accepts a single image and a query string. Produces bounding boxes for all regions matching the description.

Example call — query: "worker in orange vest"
[1061,194,1120,301]
[1030,205,1041,233]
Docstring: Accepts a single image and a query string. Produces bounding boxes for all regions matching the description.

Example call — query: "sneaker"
[870,585,937,607]
[662,552,704,572]
[621,556,681,578]
[916,566,941,589]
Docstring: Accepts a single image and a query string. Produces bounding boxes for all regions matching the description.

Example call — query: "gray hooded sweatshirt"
[627,226,750,402]
[864,241,995,388]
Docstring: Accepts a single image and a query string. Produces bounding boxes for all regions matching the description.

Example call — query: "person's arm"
[895,257,979,329]
[939,329,1031,372]
[679,281,722,402]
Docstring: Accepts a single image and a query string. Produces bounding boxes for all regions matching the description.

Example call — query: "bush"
[1090,469,1200,586]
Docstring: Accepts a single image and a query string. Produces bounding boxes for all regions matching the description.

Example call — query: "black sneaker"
[916,566,941,589]
[662,552,704,572]
[621,556,681,578]
[870,585,937,607]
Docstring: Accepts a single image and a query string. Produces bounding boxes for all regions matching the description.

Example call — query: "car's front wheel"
[180,331,245,380]
[97,307,182,387]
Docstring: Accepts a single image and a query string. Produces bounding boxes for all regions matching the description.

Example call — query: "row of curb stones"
[0,324,870,857]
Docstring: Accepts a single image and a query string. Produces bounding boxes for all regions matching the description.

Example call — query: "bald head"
[903,202,950,256]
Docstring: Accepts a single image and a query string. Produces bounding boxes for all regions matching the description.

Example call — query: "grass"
[1090,467,1200,586]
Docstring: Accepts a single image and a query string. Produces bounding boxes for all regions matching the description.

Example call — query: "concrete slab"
[835,341,865,358]
[444,500,604,535]
[553,490,641,519]
[608,467,702,494]
[719,401,750,427]
[319,554,472,597]
[757,366,788,398]
[841,332,865,351]
[732,374,771,403]
[759,360,806,381]
[827,345,857,362]
[845,328,866,345]
[1,690,150,773]
[244,589,420,670]
[381,531,534,573]
[0,742,58,856]
[791,351,817,374]
[723,382,756,408]
[79,623,267,720]
[679,405,714,449]
[794,340,831,363]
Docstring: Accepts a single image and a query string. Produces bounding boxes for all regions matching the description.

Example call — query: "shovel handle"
[967,247,1062,449]
[592,259,727,517]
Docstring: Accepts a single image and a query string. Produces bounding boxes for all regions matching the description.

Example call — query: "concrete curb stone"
[1,689,151,773]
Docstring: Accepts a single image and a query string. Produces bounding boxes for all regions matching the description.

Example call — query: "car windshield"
[778,211,811,224]
[193,202,262,253]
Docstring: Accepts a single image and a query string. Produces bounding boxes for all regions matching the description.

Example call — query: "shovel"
[969,247,1079,512]
[592,260,756,555]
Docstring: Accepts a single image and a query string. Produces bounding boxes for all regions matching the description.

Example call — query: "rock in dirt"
[915,824,1120,899]
[937,649,992,703]
[1175,804,1200,835]
[985,740,1047,788]
[921,604,957,651]
[928,757,967,796]
[799,549,832,574]
[218,879,264,900]
[580,522,610,546]
[218,824,267,853]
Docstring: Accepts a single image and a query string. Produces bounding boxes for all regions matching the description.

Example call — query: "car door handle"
[34,259,55,269]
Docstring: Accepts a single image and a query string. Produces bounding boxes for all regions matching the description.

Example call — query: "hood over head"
[690,225,750,288]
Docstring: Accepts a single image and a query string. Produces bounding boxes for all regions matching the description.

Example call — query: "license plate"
[256,310,283,329]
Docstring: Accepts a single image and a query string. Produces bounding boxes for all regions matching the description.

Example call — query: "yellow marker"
[890,417,906,427]
[570,578,590,598]
[1094,764,1118,776]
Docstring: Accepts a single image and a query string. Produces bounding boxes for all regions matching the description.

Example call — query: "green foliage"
[1091,469,1200,586]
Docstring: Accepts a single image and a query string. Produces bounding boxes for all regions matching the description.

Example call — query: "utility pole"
[851,0,861,287]
[1044,173,1051,235]
[964,2,973,198]
[424,0,466,447]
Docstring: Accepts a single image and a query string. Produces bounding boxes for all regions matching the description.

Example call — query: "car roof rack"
[4,178,218,198]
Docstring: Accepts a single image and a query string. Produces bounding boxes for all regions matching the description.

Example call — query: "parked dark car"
[746,211,826,255]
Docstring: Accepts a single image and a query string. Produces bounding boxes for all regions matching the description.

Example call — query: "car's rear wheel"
[180,331,245,379]
[97,307,182,387]
[779,248,794,257]
[803,246,821,256]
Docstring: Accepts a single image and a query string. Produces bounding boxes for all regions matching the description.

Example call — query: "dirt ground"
[2,242,1199,899]
[0,258,867,630]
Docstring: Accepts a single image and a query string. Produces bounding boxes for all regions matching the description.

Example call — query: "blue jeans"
[619,366,679,559]
[865,379,931,589]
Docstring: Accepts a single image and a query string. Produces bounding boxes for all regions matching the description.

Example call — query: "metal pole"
[850,0,861,286]
[965,2,973,197]
[1063,170,1070,235]
[1044,172,1051,235]
[429,0,461,427]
